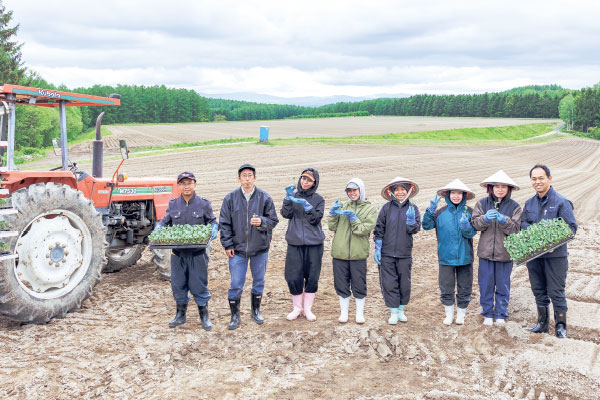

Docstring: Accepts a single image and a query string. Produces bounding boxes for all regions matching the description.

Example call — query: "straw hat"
[437,179,476,200]
[480,170,520,190]
[381,176,419,201]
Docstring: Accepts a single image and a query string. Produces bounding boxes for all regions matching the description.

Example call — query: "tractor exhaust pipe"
[92,111,105,178]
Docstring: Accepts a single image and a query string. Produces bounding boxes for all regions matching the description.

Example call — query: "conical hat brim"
[437,179,476,200]
[381,176,419,201]
[480,170,520,190]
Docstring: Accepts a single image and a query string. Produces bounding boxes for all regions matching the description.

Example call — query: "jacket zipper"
[348,202,357,259]
[245,196,250,258]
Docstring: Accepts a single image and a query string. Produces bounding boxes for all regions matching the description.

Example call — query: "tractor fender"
[0,171,77,193]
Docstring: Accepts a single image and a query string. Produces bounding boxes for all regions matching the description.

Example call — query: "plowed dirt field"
[2,128,599,399]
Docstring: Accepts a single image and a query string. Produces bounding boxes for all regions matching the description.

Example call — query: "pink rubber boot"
[286,294,303,320]
[303,292,316,321]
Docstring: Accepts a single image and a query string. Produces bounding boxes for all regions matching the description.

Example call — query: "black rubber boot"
[250,292,264,325]
[198,304,213,331]
[169,303,187,328]
[526,305,549,333]
[555,310,567,338]
[228,298,241,330]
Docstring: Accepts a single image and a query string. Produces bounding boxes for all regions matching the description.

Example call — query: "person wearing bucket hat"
[156,171,219,330]
[281,168,325,321]
[472,170,522,327]
[328,178,377,324]
[422,179,477,326]
[373,177,421,324]
[520,164,577,338]
[219,164,279,330]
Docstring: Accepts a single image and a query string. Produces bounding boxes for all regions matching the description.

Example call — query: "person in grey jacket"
[472,170,522,326]
[281,168,325,321]
[219,164,279,330]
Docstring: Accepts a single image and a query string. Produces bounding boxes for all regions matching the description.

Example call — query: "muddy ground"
[1,133,599,399]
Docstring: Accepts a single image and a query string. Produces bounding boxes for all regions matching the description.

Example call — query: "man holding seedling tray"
[521,164,577,338]
[154,172,219,331]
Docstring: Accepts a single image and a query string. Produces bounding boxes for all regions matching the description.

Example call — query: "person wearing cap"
[219,164,279,330]
[328,178,377,324]
[281,168,325,321]
[422,179,477,326]
[472,170,522,326]
[156,172,219,330]
[520,164,577,338]
[373,177,421,325]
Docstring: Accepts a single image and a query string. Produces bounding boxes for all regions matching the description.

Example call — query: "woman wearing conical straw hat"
[422,179,477,326]
[471,170,522,326]
[373,177,421,325]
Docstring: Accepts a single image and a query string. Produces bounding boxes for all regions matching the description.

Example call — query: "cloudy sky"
[4,0,600,97]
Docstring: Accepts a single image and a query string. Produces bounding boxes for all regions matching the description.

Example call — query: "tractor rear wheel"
[0,183,107,323]
[104,245,144,273]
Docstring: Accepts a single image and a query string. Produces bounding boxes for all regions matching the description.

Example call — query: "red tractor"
[0,85,177,323]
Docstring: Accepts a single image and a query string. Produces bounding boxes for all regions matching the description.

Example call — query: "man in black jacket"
[157,172,219,330]
[219,164,279,330]
[281,168,325,321]
[521,164,577,338]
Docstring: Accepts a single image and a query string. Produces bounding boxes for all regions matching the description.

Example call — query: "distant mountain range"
[198,92,411,107]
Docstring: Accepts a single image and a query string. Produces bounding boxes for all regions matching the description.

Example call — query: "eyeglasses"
[240,173,255,178]
[178,181,195,186]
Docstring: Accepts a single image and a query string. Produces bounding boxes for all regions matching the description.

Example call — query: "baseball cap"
[301,171,315,182]
[346,182,359,190]
[177,171,196,183]
[238,163,256,175]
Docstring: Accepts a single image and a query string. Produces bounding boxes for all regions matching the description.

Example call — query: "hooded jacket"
[472,190,522,262]
[328,178,378,260]
[422,192,476,266]
[520,186,577,258]
[280,168,326,246]
[373,198,421,258]
[219,186,279,257]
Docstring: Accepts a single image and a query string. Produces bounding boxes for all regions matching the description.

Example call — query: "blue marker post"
[259,126,269,142]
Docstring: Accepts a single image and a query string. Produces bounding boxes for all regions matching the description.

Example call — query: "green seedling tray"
[149,243,209,250]
[515,237,574,266]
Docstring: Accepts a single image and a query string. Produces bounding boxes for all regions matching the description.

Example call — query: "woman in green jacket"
[328,178,377,324]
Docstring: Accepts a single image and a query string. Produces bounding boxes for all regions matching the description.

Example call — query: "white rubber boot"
[388,308,398,325]
[455,307,467,325]
[495,318,505,326]
[397,305,407,323]
[483,317,493,326]
[338,296,350,323]
[443,305,454,325]
[355,297,366,324]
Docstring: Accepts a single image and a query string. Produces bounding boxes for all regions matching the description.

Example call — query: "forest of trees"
[1,0,600,153]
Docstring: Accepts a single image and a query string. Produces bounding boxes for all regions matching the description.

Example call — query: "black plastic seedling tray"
[515,237,574,266]
[149,243,209,250]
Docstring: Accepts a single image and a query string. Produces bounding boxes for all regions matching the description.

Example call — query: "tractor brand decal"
[111,187,172,195]
[38,89,61,99]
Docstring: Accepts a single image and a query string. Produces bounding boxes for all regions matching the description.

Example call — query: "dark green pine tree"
[0,0,27,84]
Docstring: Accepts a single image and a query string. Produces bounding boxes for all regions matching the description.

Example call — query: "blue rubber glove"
[211,223,219,240]
[153,222,163,232]
[496,212,507,224]
[293,197,313,212]
[374,239,382,265]
[483,209,497,223]
[406,205,416,226]
[340,209,358,222]
[329,201,342,216]
[428,194,441,214]
[285,184,295,196]
[459,212,471,229]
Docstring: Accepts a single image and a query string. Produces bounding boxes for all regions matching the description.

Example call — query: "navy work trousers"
[526,256,568,313]
[170,251,210,306]
[478,258,513,319]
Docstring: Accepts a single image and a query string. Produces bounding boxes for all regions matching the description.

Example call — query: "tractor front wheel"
[0,183,107,323]
[104,245,144,273]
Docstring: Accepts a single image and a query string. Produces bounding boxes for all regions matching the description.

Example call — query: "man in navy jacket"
[521,164,577,338]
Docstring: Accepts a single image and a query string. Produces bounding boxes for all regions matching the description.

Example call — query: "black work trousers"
[170,251,210,306]
[378,256,412,308]
[526,257,568,313]
[439,263,473,309]
[285,244,324,295]
[332,258,367,299]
